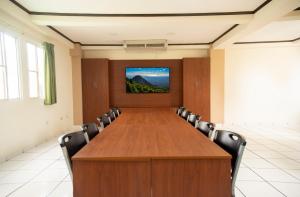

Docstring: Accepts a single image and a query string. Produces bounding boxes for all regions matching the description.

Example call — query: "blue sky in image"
[126,67,169,78]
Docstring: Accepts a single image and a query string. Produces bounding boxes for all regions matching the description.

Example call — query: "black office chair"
[110,108,119,118]
[176,106,185,115]
[81,123,99,142]
[112,107,121,115]
[180,109,191,120]
[214,130,246,197]
[187,113,201,127]
[196,120,215,138]
[106,111,116,122]
[58,131,87,179]
[97,115,111,128]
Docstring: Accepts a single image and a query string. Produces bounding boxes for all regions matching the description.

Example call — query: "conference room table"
[72,108,231,197]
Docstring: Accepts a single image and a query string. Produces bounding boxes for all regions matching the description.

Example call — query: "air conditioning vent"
[146,43,166,48]
[126,44,145,48]
[124,40,167,49]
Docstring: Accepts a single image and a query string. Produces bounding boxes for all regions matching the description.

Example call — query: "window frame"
[26,41,44,99]
[0,30,22,101]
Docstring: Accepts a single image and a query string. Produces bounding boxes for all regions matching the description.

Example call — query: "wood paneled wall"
[183,58,210,121]
[109,60,182,107]
[81,58,211,122]
[81,59,109,123]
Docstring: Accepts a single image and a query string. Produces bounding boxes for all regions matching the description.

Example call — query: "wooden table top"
[73,108,231,161]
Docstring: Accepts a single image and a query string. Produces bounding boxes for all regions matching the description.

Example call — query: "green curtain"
[43,42,57,105]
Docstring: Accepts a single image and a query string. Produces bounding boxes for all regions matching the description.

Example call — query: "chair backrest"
[196,121,215,137]
[112,107,121,115]
[187,114,201,127]
[82,123,99,142]
[58,131,87,179]
[97,115,111,128]
[176,106,185,115]
[106,111,116,122]
[180,110,191,120]
[213,130,246,196]
[110,108,119,118]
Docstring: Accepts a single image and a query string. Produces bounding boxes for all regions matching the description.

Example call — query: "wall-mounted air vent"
[124,40,167,49]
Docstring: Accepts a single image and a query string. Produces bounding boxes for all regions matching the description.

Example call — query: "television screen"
[126,67,170,93]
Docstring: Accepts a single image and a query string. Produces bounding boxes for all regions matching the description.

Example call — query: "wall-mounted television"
[126,67,170,93]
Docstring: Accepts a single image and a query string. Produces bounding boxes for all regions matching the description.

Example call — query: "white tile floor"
[0,124,300,196]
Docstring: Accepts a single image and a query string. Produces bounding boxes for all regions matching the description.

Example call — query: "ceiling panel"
[53,21,234,44]
[238,20,300,42]
[16,0,266,14]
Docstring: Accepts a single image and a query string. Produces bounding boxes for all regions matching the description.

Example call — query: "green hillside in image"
[126,77,168,93]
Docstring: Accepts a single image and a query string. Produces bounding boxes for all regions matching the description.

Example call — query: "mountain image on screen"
[126,67,169,93]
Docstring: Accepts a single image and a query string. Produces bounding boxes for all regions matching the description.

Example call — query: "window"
[0,32,20,100]
[26,43,44,98]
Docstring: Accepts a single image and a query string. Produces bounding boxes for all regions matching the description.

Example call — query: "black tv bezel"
[125,66,170,94]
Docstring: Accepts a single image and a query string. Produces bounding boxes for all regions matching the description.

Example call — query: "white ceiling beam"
[280,10,300,21]
[213,0,300,49]
[30,15,252,27]
[81,44,210,50]
[294,38,300,44]
[0,0,74,48]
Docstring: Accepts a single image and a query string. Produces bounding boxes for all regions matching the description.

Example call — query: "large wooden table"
[73,108,231,197]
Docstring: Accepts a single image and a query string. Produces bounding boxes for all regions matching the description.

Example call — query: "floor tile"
[236,181,284,197]
[246,144,270,151]
[271,182,300,197]
[243,150,261,159]
[20,160,54,171]
[0,171,11,179]
[254,150,286,159]
[10,153,41,161]
[280,151,300,160]
[9,181,59,197]
[265,144,294,152]
[63,175,71,182]
[235,187,245,197]
[48,160,68,170]
[267,158,300,170]
[243,158,276,169]
[237,168,263,181]
[0,183,22,196]
[285,169,300,180]
[253,169,300,183]
[48,181,72,197]
[0,161,29,171]
[0,170,39,184]
[31,169,67,182]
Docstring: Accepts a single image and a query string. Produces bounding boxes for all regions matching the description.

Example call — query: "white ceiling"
[53,20,235,44]
[238,20,300,42]
[9,0,300,45]
[16,0,266,14]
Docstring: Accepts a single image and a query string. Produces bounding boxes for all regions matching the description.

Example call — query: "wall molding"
[9,0,271,17]
[234,36,300,44]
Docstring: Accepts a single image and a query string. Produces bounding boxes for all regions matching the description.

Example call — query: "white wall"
[83,48,208,59]
[224,45,300,127]
[0,9,74,162]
